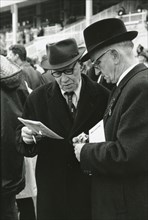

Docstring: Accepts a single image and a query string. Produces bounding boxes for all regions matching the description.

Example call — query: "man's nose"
[95,68,101,76]
[61,73,69,81]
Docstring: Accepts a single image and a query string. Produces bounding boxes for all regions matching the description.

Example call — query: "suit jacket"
[80,64,148,220]
[16,74,109,220]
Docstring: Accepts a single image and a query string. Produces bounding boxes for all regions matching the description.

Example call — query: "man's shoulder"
[30,81,55,96]
[82,74,110,93]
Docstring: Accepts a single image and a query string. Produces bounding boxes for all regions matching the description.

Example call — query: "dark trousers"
[16,197,36,220]
[1,194,18,220]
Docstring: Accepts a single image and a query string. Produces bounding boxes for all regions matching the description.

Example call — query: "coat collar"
[104,63,147,123]
[46,74,100,139]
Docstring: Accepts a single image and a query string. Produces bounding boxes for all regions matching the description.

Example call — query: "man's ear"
[111,49,120,64]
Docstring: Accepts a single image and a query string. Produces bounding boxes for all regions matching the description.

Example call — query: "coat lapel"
[104,63,147,124]
[69,77,99,138]
[46,81,73,138]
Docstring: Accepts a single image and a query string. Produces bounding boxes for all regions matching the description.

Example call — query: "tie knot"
[65,91,74,97]
[65,92,75,102]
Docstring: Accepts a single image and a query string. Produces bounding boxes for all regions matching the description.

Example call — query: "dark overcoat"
[16,74,109,220]
[1,70,28,196]
[80,64,148,220]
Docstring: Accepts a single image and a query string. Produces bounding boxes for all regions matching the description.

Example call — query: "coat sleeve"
[80,77,148,177]
[16,91,48,157]
[16,95,41,157]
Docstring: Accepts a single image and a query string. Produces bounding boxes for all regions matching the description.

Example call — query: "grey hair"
[115,41,134,49]
[108,41,134,57]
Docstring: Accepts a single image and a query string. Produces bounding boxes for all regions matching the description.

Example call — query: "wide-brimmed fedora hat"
[45,38,85,69]
[81,18,138,62]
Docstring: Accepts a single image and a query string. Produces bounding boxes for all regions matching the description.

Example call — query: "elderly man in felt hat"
[16,38,109,220]
[73,18,148,220]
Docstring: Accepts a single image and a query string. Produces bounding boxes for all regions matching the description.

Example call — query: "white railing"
[59,10,147,40]
[116,11,147,26]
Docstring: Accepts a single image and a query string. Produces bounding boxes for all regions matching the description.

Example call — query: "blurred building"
[1,0,148,32]
[0,0,147,59]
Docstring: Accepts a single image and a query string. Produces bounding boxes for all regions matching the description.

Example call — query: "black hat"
[81,18,138,62]
[45,38,85,69]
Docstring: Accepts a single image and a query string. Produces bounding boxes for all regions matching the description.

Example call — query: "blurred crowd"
[0,23,63,54]
[136,43,148,66]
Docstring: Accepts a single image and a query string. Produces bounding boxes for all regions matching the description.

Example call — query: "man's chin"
[104,78,111,84]
[63,88,73,93]
[63,85,75,92]
[105,78,116,84]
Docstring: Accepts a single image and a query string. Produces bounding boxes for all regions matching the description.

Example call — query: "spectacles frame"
[51,61,78,78]
[92,49,112,69]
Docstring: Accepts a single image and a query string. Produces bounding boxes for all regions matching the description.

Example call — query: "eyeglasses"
[92,49,111,69]
[51,62,77,78]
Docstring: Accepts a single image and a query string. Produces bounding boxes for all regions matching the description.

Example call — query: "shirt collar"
[117,63,138,86]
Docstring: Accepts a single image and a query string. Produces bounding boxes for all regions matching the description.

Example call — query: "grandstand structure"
[0,0,148,60]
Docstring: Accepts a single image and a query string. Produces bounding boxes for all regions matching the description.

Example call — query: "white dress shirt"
[117,63,139,86]
[61,79,82,108]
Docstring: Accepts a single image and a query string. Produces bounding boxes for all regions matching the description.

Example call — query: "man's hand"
[72,132,88,161]
[21,126,42,144]
[73,143,85,162]
[72,132,88,144]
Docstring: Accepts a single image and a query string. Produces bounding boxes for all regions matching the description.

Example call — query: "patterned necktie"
[65,92,76,118]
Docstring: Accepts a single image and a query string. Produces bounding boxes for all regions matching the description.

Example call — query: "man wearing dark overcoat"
[74,18,148,220]
[16,38,109,220]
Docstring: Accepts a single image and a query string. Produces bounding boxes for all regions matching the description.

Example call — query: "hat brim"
[41,59,51,70]
[45,47,85,70]
[81,31,138,62]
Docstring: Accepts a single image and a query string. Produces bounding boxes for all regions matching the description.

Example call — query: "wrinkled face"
[51,61,81,92]
[7,50,18,63]
[91,48,117,84]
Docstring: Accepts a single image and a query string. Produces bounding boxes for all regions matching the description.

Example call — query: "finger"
[74,145,77,153]
[22,126,33,135]
[72,137,79,143]
[34,134,42,142]
[22,136,34,144]
[81,135,88,143]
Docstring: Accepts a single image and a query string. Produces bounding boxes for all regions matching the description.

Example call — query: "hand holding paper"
[73,120,106,162]
[18,117,63,140]
[21,126,42,144]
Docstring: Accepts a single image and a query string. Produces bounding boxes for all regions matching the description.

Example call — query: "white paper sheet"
[18,117,63,139]
[89,119,106,143]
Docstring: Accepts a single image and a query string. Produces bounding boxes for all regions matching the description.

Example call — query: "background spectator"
[7,44,43,90]
[40,54,55,84]
[136,44,148,66]
[0,55,28,220]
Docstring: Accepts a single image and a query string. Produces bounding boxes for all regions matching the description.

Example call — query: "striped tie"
[65,92,76,118]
